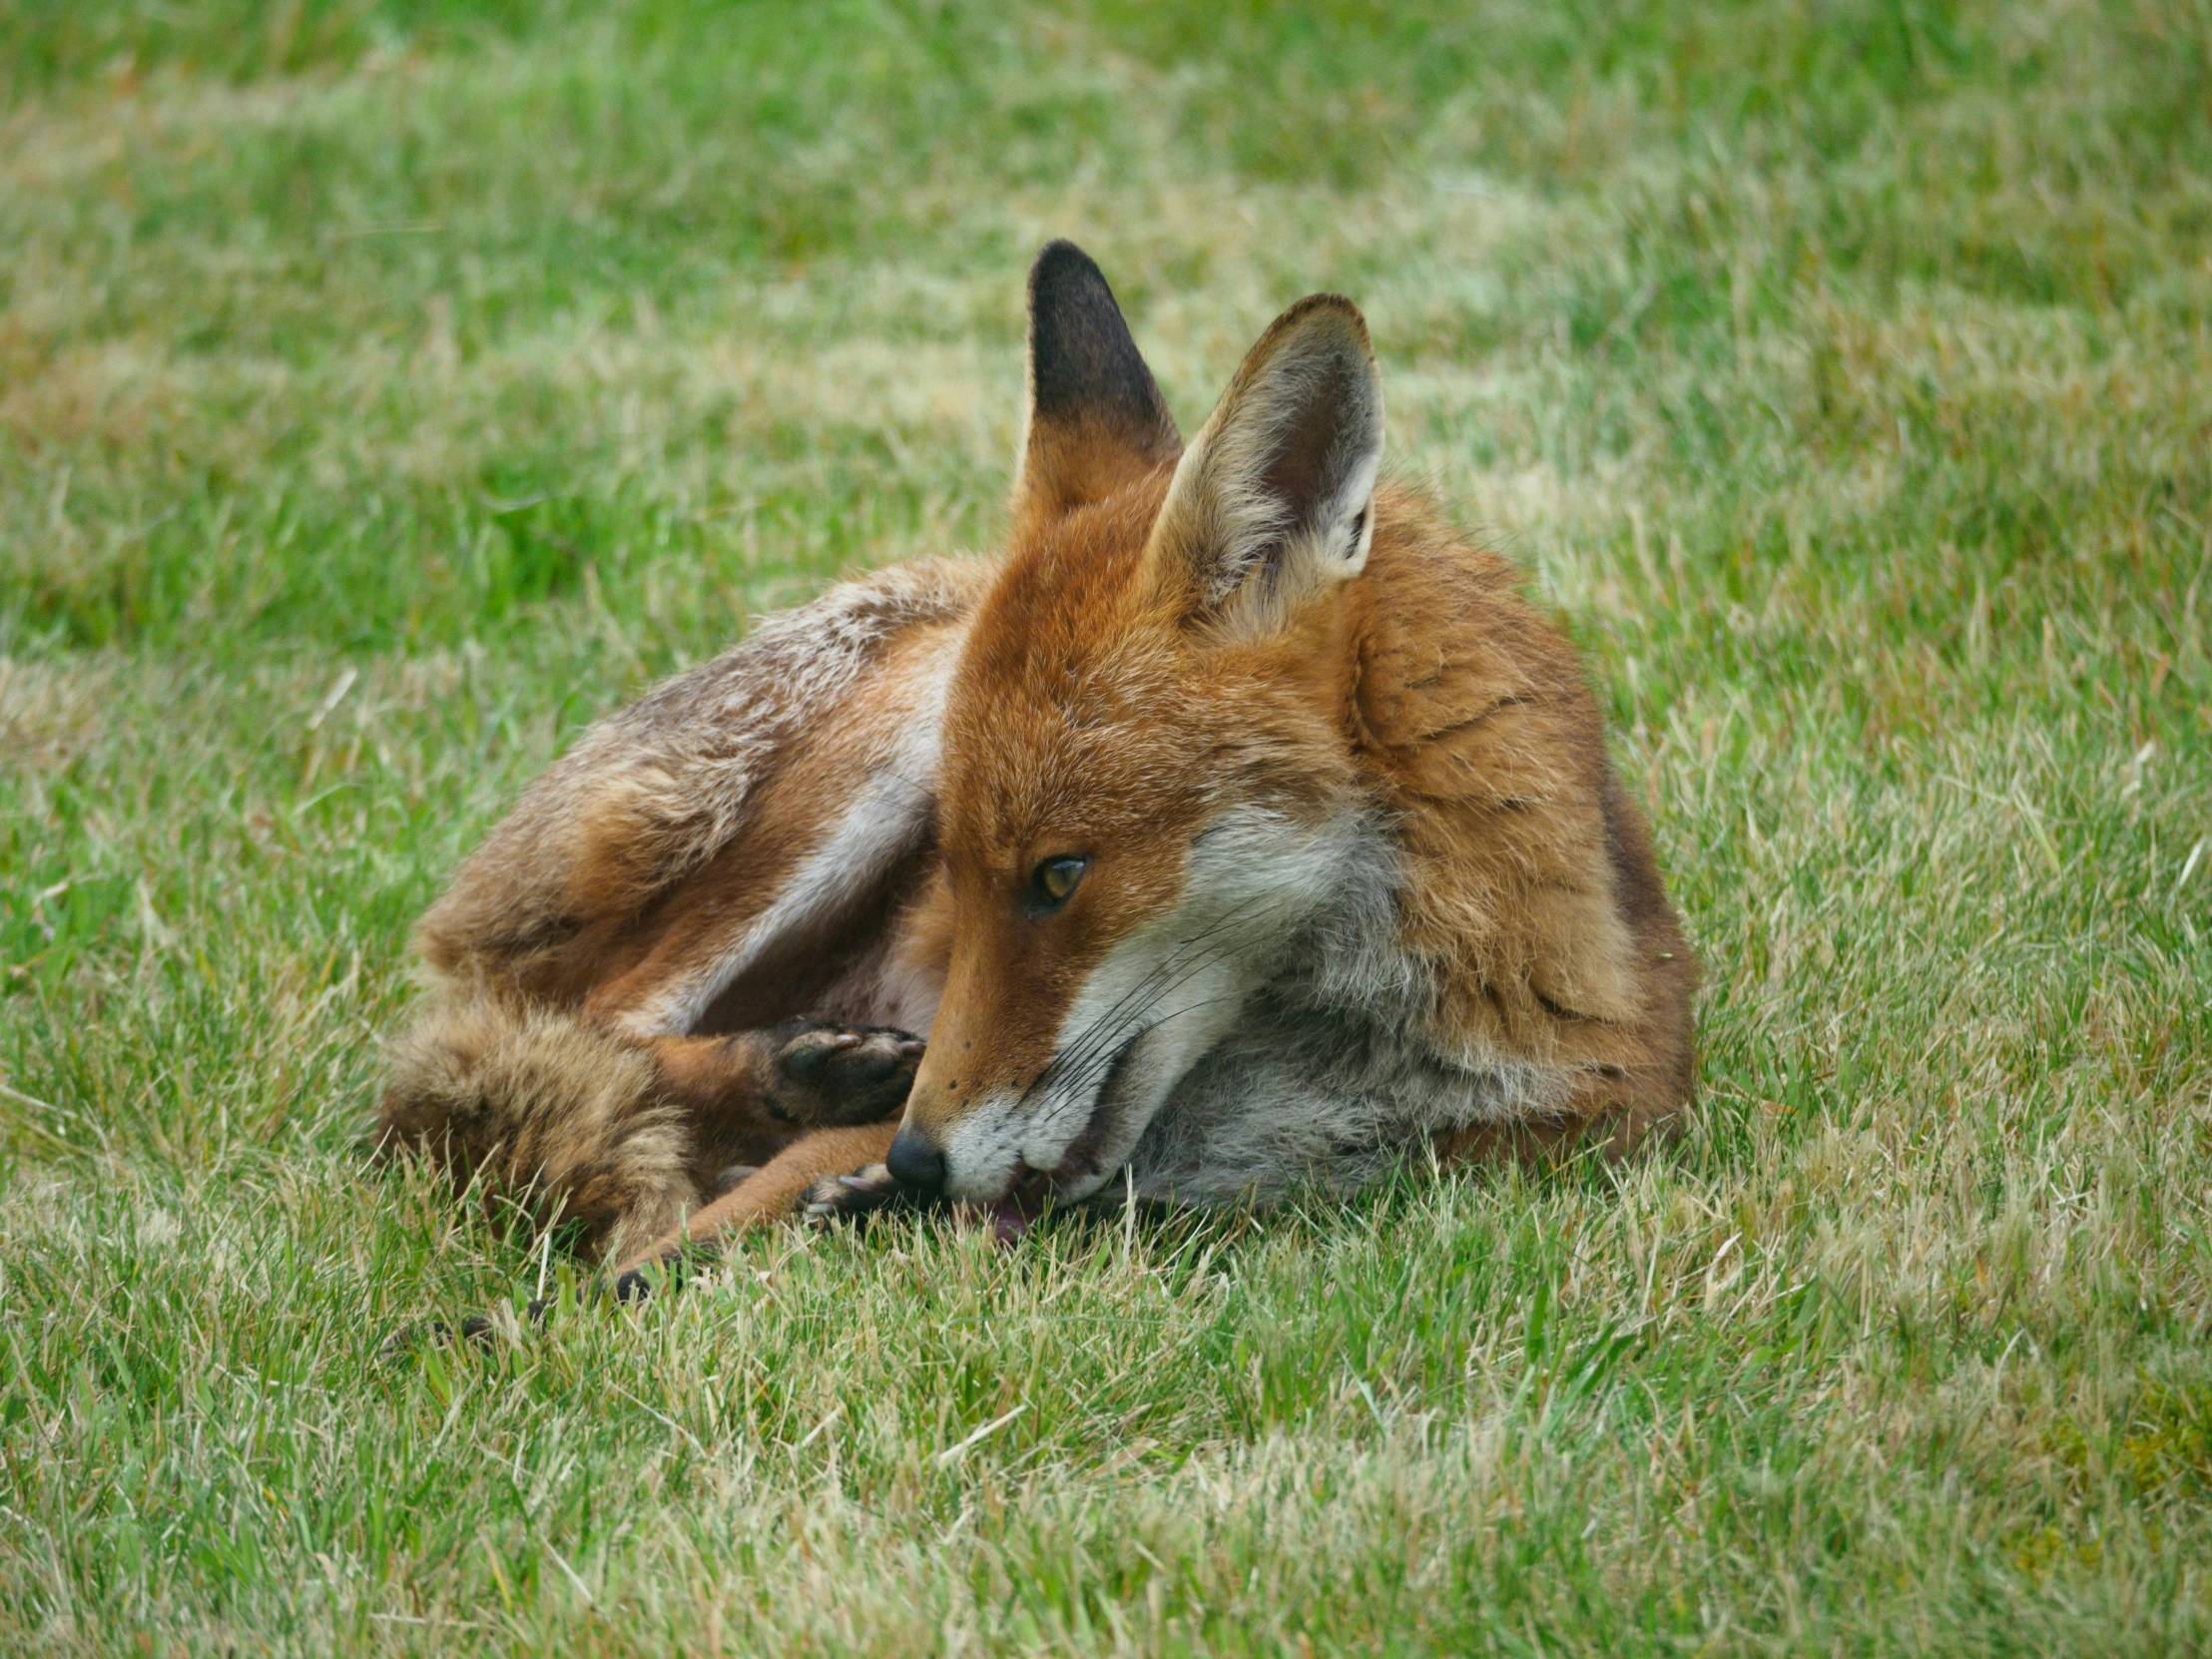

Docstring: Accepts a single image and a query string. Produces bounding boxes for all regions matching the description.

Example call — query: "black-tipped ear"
[1011,242,1182,532]
[1143,293,1383,638]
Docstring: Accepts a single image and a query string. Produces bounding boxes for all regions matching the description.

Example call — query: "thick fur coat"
[378,244,1696,1278]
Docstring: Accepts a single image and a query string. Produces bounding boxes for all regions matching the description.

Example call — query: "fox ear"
[1143,294,1382,637]
[1010,242,1182,535]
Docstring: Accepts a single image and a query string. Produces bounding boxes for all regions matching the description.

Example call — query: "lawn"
[2,1,2209,1652]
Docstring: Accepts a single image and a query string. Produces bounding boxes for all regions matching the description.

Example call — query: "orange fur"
[377,242,1695,1276]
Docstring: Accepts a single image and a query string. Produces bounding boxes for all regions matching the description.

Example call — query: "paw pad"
[801,1162,911,1228]
[766,1020,925,1126]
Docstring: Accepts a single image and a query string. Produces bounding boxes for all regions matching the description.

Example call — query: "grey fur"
[1124,814,1567,1205]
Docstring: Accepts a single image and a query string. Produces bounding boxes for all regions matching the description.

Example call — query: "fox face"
[886,245,1393,1206]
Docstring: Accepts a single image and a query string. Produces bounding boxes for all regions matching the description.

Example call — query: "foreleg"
[607,1120,904,1298]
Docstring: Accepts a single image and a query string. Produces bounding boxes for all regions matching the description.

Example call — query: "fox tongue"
[985,1170,1055,1242]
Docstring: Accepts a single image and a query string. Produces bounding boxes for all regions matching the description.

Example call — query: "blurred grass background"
[2,2,2209,1653]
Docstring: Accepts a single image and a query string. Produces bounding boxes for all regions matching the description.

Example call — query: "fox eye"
[1027,855,1088,912]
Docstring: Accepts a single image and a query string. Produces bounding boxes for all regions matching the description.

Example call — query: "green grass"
[3,0,2209,1651]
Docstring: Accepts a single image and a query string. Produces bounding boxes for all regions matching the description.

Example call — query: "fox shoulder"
[1350,493,1665,1063]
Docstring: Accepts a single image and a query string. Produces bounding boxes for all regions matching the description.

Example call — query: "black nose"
[885,1126,947,1193]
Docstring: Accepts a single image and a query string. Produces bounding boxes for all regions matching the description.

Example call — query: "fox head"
[886,243,1389,1206]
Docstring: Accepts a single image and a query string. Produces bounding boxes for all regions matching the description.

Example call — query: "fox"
[377,242,1697,1295]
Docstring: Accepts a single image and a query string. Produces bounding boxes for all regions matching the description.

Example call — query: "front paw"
[767,1020,925,1126]
[801,1162,917,1229]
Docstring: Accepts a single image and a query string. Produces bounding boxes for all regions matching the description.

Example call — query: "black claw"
[612,1268,654,1305]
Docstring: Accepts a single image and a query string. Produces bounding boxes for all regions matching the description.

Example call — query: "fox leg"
[608,1120,903,1297]
[378,1001,923,1264]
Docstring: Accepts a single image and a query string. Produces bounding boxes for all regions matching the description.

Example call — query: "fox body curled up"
[377,243,1697,1287]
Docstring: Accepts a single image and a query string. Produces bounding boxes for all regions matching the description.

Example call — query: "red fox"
[378,243,1697,1293]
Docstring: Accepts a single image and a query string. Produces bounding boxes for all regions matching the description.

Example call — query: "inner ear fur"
[1144,293,1383,638]
[1010,241,1182,535]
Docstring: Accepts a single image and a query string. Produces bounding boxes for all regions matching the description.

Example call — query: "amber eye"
[1027,855,1088,912]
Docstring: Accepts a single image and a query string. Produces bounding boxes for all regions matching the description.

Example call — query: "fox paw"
[801,1162,916,1228]
[766,1020,925,1127]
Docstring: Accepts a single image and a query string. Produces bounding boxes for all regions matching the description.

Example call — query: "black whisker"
[1022,918,1238,1112]
[1020,890,1302,1140]
[1024,892,1277,1105]
[1029,987,1252,1149]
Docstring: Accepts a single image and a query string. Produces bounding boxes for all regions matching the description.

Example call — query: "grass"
[2,0,2209,1650]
